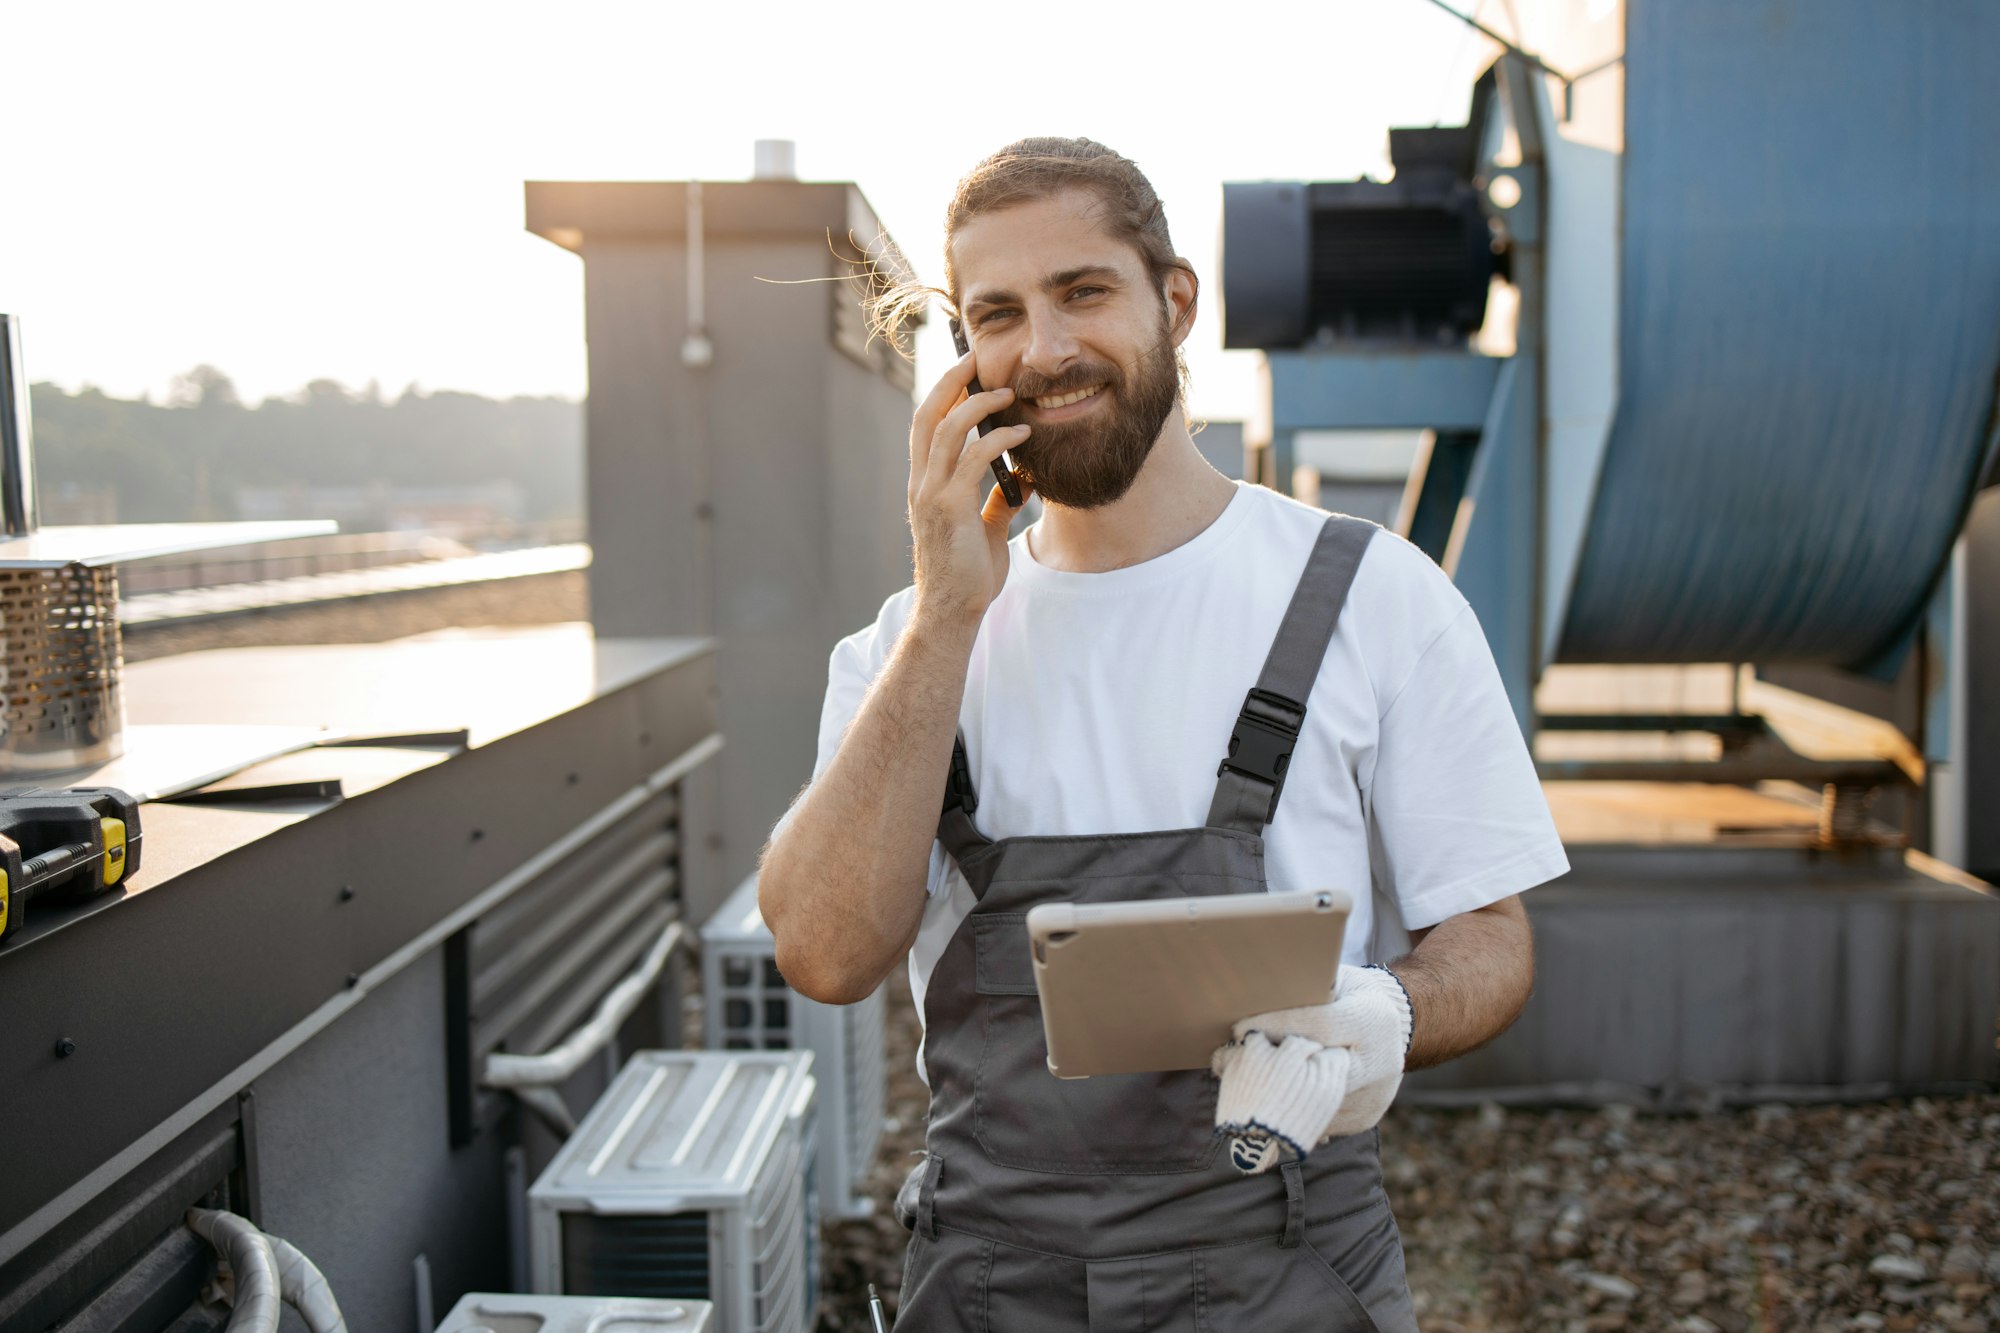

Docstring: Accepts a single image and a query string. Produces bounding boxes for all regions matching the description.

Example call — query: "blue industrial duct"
[1553,0,2000,672]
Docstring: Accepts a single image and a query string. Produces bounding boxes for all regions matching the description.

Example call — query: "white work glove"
[1211,964,1414,1174]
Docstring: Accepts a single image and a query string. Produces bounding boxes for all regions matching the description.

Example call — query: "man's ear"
[1163,266,1199,349]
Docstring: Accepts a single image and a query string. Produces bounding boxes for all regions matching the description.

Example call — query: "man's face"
[951,190,1187,509]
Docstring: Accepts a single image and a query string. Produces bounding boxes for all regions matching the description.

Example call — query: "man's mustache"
[1005,362,1123,400]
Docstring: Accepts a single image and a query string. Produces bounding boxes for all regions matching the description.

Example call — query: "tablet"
[1025,889,1349,1079]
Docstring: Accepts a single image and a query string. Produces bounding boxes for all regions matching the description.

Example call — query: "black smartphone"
[949,317,1024,508]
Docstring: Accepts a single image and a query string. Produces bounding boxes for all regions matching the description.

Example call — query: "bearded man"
[758,137,1567,1331]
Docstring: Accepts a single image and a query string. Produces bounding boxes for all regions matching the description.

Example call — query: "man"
[758,137,1567,1330]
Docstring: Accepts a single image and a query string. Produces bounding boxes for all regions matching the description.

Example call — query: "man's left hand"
[1210,964,1414,1174]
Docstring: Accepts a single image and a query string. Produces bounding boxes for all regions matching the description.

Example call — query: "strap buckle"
[1217,688,1304,820]
[942,738,978,817]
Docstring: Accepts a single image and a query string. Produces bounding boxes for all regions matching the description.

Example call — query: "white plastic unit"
[529,1051,819,1333]
[700,873,885,1219]
[438,1293,715,1331]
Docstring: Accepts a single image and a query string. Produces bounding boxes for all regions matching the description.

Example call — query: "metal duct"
[1554,0,2000,669]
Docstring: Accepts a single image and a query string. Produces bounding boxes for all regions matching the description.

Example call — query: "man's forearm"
[759,608,979,1004]
[1387,895,1534,1071]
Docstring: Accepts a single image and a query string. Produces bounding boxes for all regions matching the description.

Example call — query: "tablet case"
[1025,889,1350,1078]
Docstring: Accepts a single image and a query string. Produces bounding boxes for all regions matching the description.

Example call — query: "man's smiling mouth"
[1033,385,1105,410]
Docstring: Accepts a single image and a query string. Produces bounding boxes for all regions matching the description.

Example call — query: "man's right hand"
[763,353,1024,1003]
[907,351,1033,629]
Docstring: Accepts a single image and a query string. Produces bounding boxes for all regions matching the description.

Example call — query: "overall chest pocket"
[970,911,1223,1175]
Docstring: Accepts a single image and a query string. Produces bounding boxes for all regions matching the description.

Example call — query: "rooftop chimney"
[752,140,797,181]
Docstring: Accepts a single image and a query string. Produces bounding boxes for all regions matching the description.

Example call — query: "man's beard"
[988,330,1181,510]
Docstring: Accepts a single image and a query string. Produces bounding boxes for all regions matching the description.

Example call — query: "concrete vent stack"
[753,139,797,181]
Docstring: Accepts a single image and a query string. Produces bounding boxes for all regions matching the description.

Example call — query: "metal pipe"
[0,313,41,537]
[681,183,713,368]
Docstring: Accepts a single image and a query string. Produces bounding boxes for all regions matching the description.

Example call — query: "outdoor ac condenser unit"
[529,1051,819,1333]
[700,873,885,1219]
[438,1293,715,1331]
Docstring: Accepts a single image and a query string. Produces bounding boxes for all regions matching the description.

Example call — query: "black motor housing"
[1223,74,1500,350]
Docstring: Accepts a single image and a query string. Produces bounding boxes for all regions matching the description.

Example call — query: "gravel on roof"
[807,968,1998,1332]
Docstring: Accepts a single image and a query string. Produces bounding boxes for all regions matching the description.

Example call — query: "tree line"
[27,367,583,525]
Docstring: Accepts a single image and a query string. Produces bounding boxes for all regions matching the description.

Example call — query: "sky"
[4,1,1500,427]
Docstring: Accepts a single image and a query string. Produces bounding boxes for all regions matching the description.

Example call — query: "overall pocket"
[970,912,1222,1174]
[1305,1191,1416,1332]
[1192,1235,1381,1333]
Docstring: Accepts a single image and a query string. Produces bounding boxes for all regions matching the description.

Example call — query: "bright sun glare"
[4,1,1497,428]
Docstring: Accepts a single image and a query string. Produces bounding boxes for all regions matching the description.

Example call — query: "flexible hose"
[483,920,684,1089]
[269,1234,349,1333]
[185,1209,282,1333]
[482,917,684,1138]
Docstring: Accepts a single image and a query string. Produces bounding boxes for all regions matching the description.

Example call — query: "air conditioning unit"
[700,873,885,1219]
[438,1293,715,1331]
[529,1051,819,1333]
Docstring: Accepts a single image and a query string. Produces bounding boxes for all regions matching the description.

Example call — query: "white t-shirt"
[783,480,1568,1083]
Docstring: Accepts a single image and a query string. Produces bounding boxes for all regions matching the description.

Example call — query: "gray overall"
[895,515,1417,1331]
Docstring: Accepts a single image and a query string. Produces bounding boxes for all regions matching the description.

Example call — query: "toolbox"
[0,787,141,944]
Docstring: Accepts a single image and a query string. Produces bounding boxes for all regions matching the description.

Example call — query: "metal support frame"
[1268,350,1501,499]
[1538,713,1765,743]
[1270,350,1502,433]
[1535,709,1913,846]
[1261,54,1549,738]
[1961,488,2000,878]
[1398,430,1481,566]
[1535,754,1907,792]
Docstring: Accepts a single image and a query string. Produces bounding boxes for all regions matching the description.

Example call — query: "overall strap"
[1206,516,1377,835]
[936,731,994,875]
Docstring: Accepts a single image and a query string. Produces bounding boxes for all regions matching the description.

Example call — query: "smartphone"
[949,317,1024,508]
